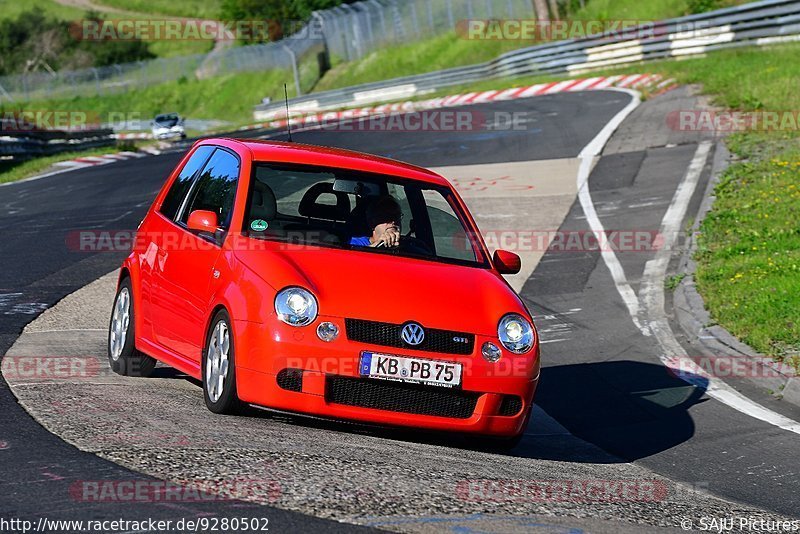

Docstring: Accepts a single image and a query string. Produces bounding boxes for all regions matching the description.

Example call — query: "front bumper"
[234,316,540,437]
[152,129,184,139]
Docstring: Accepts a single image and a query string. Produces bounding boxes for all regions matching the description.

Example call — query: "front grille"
[325,376,480,419]
[276,368,303,392]
[345,318,475,355]
[499,395,523,416]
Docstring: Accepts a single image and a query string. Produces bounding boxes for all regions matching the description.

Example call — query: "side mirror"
[187,210,219,234]
[493,249,521,275]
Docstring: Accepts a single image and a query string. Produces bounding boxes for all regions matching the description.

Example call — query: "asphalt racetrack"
[2,88,799,532]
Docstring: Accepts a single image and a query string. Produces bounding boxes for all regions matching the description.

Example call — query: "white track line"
[579,90,800,434]
[576,88,648,335]
[640,141,800,434]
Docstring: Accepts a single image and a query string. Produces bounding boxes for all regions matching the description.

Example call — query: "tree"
[547,0,561,21]
[532,0,551,22]
[219,0,349,42]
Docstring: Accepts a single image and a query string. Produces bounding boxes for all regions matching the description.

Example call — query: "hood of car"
[235,243,525,336]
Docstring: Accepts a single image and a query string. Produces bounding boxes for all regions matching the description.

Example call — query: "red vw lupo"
[109,138,540,444]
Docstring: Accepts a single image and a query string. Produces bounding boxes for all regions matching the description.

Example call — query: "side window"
[386,182,413,234]
[160,145,214,220]
[423,190,477,263]
[179,149,240,229]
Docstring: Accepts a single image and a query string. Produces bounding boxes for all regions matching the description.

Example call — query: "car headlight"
[498,313,534,354]
[275,287,318,326]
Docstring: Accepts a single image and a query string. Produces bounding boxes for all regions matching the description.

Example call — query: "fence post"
[447,0,454,28]
[391,1,405,42]
[0,83,14,103]
[427,0,434,30]
[409,2,419,36]
[340,4,364,60]
[281,43,302,96]
[92,68,100,96]
[367,0,387,42]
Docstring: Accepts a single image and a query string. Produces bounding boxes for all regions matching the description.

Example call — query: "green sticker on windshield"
[250,219,268,231]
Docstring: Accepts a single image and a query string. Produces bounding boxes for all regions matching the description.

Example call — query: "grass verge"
[640,45,800,368]
[10,69,296,126]
[0,143,142,185]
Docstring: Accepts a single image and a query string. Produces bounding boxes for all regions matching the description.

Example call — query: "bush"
[0,9,154,76]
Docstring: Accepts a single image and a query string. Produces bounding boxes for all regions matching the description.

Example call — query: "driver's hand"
[374,225,400,248]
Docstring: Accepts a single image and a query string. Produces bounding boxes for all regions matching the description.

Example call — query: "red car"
[109,138,540,444]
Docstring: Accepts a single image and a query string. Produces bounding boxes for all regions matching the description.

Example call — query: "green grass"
[570,0,746,21]
[0,0,216,58]
[628,44,800,367]
[695,150,800,366]
[11,69,295,126]
[96,0,221,19]
[0,0,86,21]
[315,32,526,92]
[0,144,135,184]
[665,273,687,291]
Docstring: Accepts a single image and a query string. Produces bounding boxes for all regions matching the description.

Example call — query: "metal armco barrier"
[255,0,800,120]
[0,122,116,159]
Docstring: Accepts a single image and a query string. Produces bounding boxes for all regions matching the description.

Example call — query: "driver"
[349,195,402,248]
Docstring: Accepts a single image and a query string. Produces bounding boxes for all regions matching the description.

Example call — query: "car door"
[151,147,241,361]
[140,145,215,342]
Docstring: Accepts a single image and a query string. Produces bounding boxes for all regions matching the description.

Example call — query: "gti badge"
[401,322,425,346]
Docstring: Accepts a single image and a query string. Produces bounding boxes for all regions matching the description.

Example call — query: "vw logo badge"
[401,322,425,346]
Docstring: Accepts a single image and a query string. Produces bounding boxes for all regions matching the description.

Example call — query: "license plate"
[359,351,462,388]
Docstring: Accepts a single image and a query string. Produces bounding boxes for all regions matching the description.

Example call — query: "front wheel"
[108,278,156,377]
[202,310,242,414]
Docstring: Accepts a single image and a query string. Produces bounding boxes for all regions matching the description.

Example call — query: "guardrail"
[255,0,800,120]
[0,123,116,159]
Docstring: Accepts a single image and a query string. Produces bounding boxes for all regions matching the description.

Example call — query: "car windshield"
[155,114,179,126]
[244,163,487,268]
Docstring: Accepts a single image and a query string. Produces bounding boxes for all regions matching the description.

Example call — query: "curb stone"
[672,140,800,406]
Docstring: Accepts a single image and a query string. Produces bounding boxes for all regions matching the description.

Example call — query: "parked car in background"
[151,113,186,140]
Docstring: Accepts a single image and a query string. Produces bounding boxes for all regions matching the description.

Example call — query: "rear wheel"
[202,310,243,414]
[108,278,156,377]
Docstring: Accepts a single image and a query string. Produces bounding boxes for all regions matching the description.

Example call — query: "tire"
[202,310,243,414]
[108,278,157,377]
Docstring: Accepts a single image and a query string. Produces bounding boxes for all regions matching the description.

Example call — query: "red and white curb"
[114,132,152,140]
[247,73,676,131]
[52,150,155,170]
